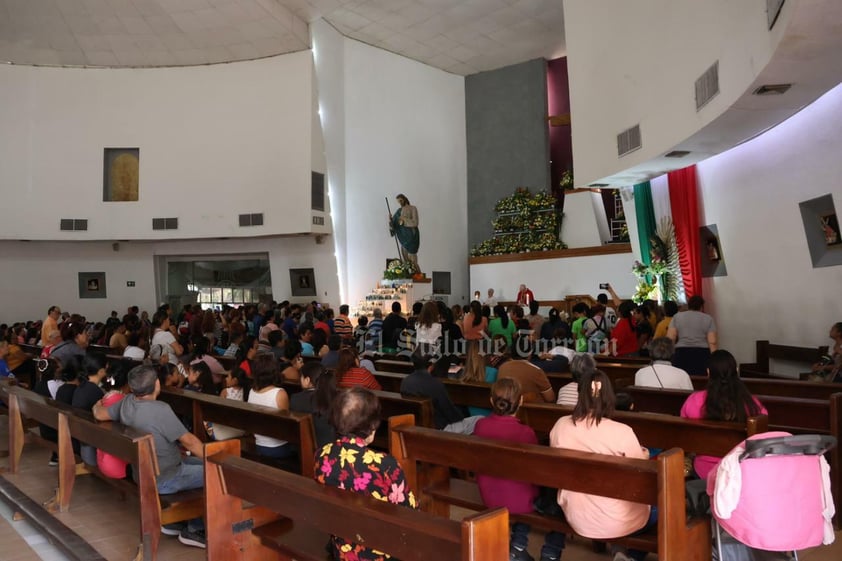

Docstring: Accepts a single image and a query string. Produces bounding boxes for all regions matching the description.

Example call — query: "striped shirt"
[337,367,382,391]
[333,315,353,340]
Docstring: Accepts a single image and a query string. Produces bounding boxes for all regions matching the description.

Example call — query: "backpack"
[586,315,608,352]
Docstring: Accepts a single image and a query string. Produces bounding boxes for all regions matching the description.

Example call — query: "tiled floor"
[1,418,841,561]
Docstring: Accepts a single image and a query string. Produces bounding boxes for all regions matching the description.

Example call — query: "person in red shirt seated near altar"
[608,301,639,357]
[516,284,535,307]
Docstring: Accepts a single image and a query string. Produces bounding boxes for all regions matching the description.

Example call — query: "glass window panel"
[222,288,233,302]
[243,289,252,303]
[233,289,243,302]
[211,288,222,303]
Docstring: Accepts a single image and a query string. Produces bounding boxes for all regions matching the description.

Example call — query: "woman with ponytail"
[680,349,766,479]
[473,379,566,561]
[549,369,651,561]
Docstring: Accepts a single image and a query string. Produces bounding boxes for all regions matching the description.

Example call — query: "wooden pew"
[158,387,317,477]
[375,358,414,374]
[740,340,828,379]
[389,416,709,561]
[518,402,767,456]
[280,381,434,449]
[1,381,203,561]
[625,385,842,527]
[690,375,842,401]
[204,439,509,561]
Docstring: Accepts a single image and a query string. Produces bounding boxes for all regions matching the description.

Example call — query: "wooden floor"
[0,418,840,561]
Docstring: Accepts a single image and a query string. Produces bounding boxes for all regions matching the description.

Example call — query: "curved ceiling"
[0,0,565,75]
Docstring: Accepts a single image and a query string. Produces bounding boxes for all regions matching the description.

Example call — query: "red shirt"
[314,321,331,337]
[473,414,539,513]
[611,318,638,357]
[337,367,381,391]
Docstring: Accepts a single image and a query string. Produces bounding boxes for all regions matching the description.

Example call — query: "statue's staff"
[386,196,402,260]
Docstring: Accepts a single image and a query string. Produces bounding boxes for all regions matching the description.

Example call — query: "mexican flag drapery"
[623,164,703,301]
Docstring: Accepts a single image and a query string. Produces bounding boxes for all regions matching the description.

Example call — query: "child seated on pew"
[206,368,249,442]
[184,361,216,395]
[550,370,653,561]
[97,364,131,479]
[473,378,566,561]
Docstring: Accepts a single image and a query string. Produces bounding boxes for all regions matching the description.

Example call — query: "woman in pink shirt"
[462,300,488,341]
[680,350,766,480]
[474,379,566,561]
[549,369,652,561]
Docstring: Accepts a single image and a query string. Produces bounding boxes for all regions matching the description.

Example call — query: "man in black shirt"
[380,302,408,351]
[400,346,464,430]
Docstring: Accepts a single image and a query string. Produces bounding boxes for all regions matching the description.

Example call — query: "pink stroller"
[708,431,836,561]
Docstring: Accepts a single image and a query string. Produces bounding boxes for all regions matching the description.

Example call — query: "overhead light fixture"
[589,183,609,187]
[753,83,792,96]
[665,150,691,158]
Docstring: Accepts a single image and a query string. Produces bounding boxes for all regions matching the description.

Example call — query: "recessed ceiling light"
[753,84,792,95]
[665,150,691,158]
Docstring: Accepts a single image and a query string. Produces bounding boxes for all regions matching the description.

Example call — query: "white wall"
[0,235,340,324]
[313,26,469,310]
[470,252,638,304]
[564,0,789,185]
[697,81,842,365]
[0,53,325,240]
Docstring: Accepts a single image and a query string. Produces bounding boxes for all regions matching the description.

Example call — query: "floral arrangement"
[383,260,418,280]
[494,187,557,213]
[560,170,574,190]
[630,217,683,303]
[471,232,566,256]
[492,211,557,233]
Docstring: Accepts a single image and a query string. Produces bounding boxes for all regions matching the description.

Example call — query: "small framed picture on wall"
[79,272,107,299]
[819,213,841,247]
[290,268,316,297]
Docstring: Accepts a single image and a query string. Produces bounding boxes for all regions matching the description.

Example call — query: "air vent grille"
[695,61,719,111]
[152,217,178,230]
[312,216,325,226]
[60,219,88,231]
[239,213,264,227]
[753,83,791,96]
[312,172,325,211]
[617,125,642,157]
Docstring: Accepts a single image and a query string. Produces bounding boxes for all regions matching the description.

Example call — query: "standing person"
[488,304,517,347]
[667,295,717,375]
[634,338,693,390]
[632,305,654,357]
[389,193,420,266]
[333,305,354,345]
[570,303,589,353]
[484,288,498,308]
[597,283,622,330]
[315,388,417,560]
[550,369,652,561]
[365,308,384,350]
[526,300,544,339]
[150,311,183,366]
[93,365,206,548]
[653,300,678,339]
[516,284,534,307]
[608,302,638,358]
[582,304,609,354]
[474,379,566,561]
[41,306,61,347]
[680,350,766,480]
[462,300,488,341]
[381,302,407,352]
[414,301,442,346]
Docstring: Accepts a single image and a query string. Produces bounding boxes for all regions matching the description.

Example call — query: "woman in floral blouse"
[315,388,417,561]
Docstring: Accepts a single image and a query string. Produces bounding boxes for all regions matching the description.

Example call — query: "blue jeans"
[157,456,204,532]
[511,522,566,559]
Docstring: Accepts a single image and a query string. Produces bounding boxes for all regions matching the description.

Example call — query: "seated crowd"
[0,288,837,561]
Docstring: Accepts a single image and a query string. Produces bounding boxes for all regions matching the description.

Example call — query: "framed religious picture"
[290,268,316,297]
[103,147,140,202]
[819,213,841,247]
[699,224,727,277]
[79,272,107,299]
[799,194,842,268]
